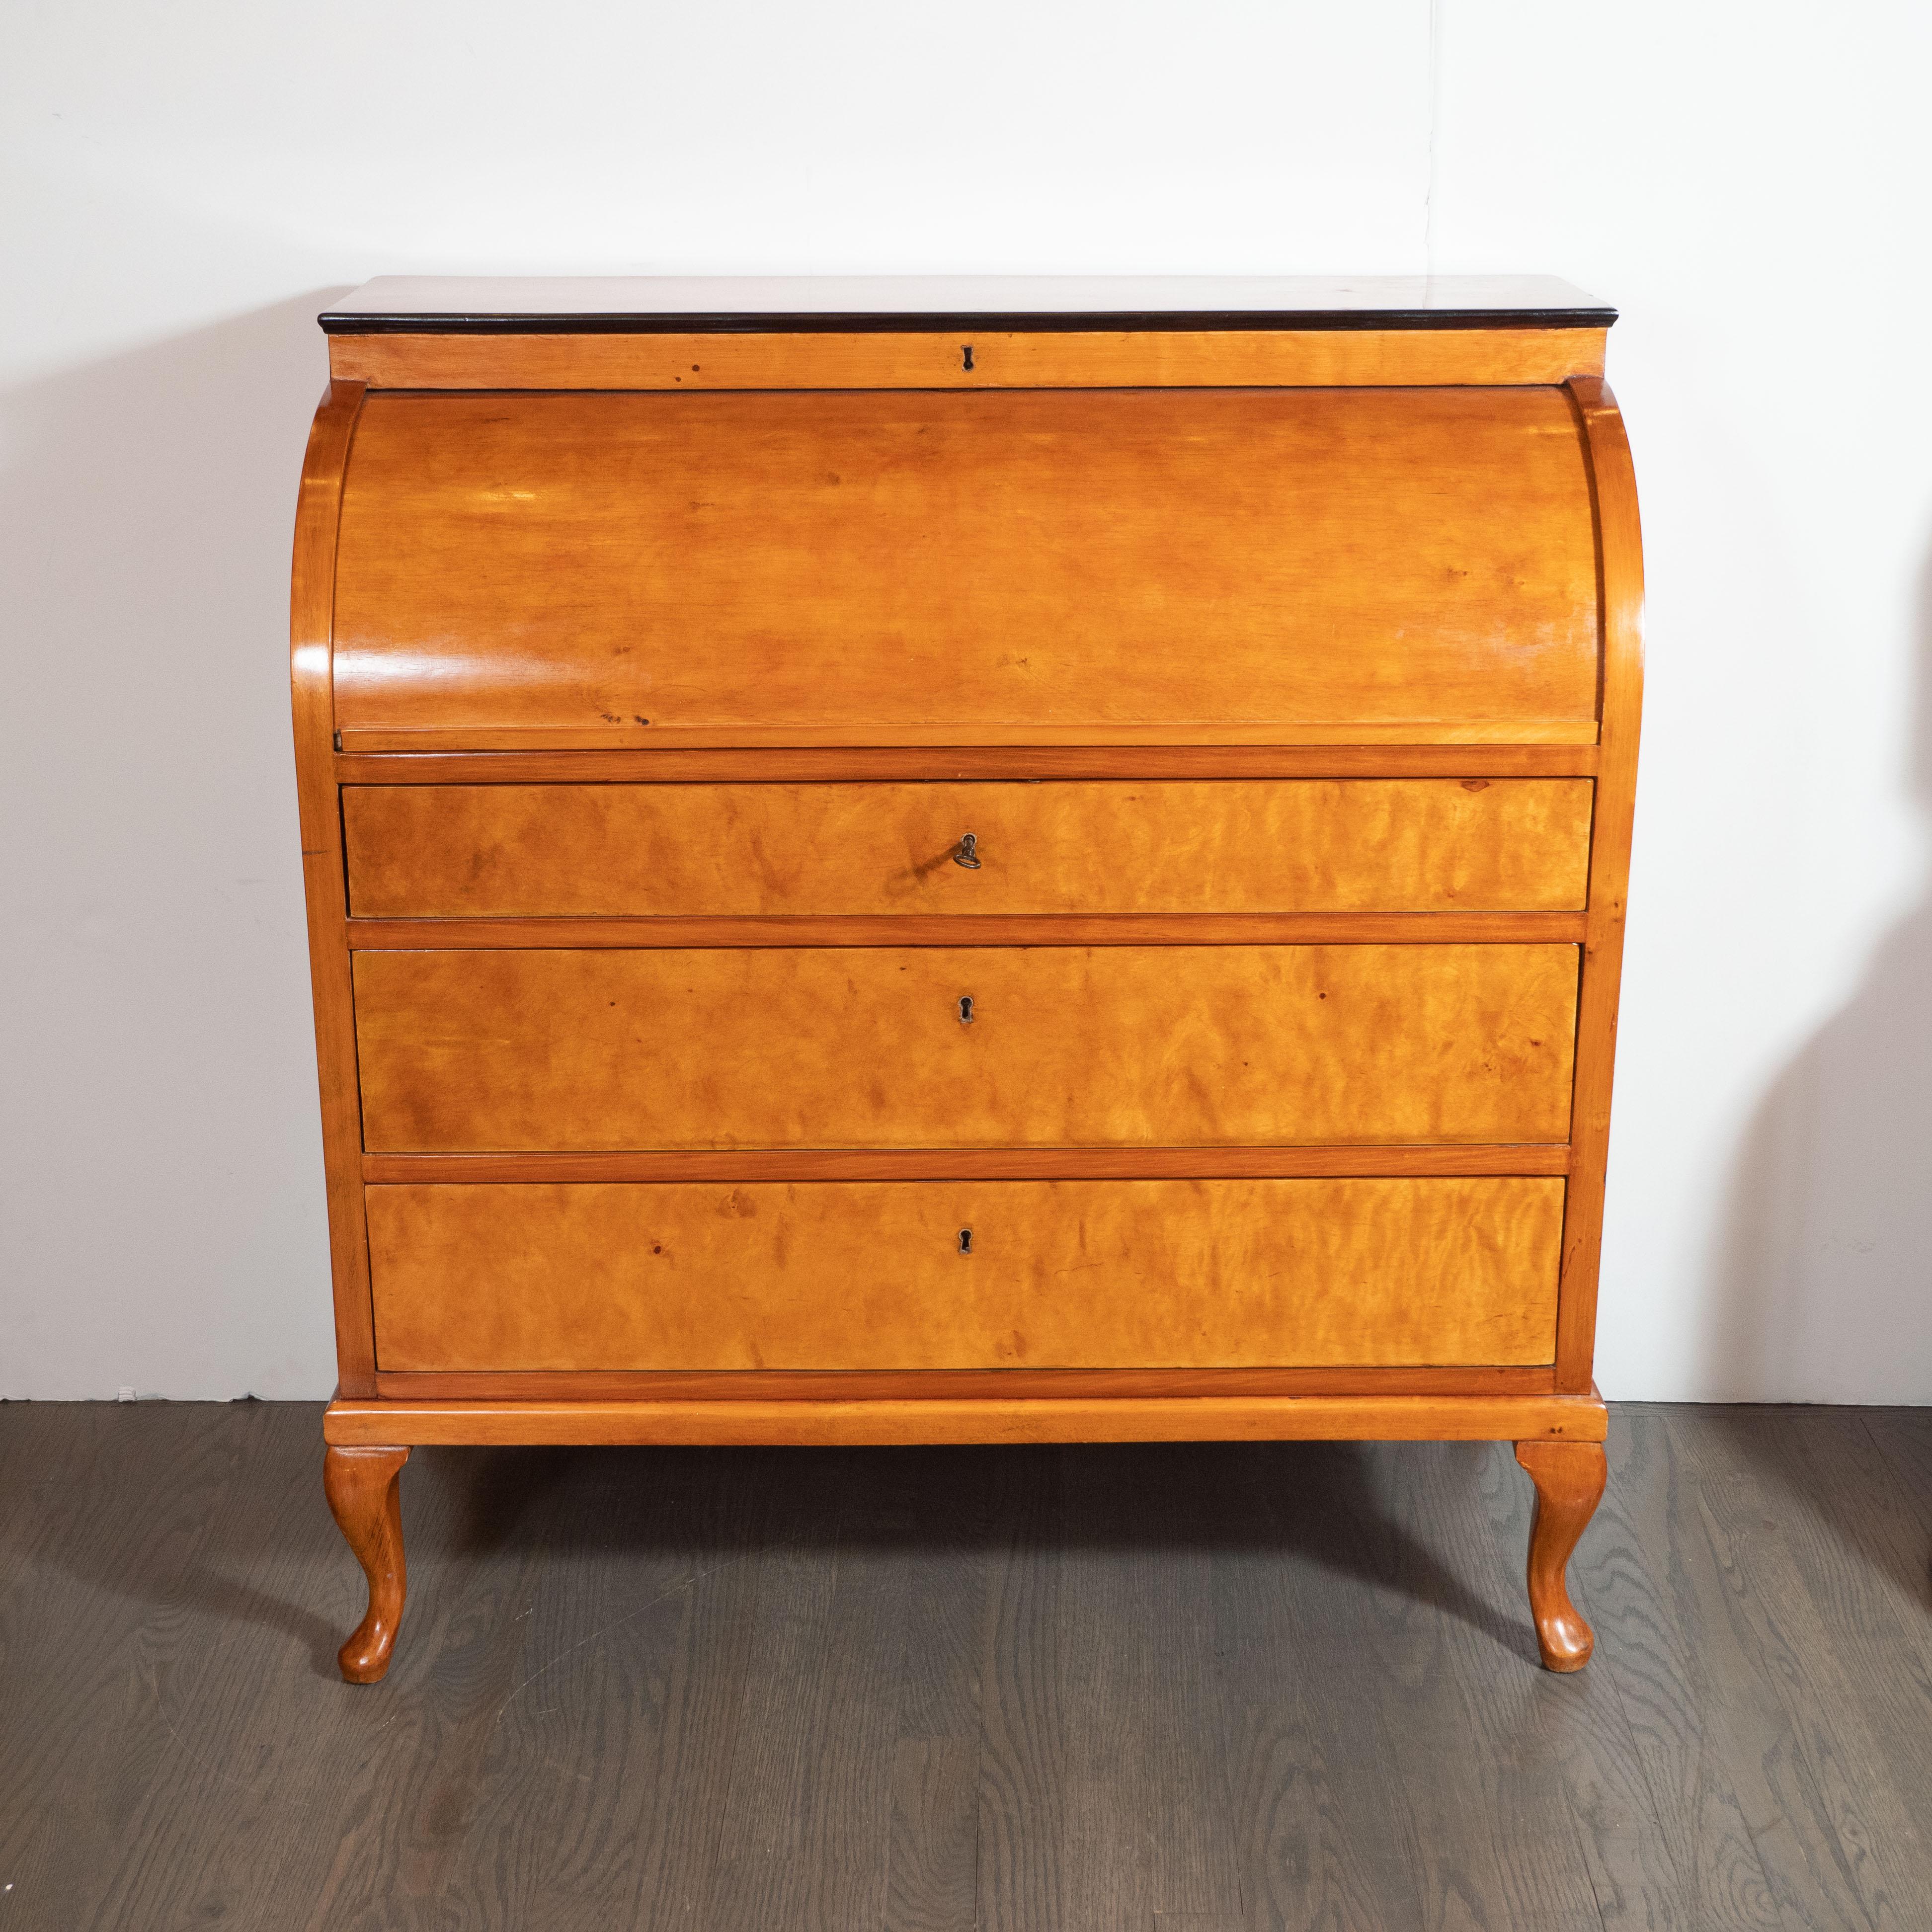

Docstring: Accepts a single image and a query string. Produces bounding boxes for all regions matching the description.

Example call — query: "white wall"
[3,0,1928,1401]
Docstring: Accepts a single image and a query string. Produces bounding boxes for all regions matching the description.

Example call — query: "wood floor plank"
[1331,1439,1603,1932]
[1132,1451,1247,1918]
[92,1404,388,1930]
[0,1401,72,1598]
[1862,1409,1932,1604]
[975,1447,1070,1932]
[1865,1407,1932,1496]
[1718,1410,1932,1831]
[1055,1451,1156,1932]
[1213,1441,1433,1931]
[5,1403,1932,1932]
[892,1447,993,1745]
[705,1448,910,1932]
[1669,1408,1932,1930]
[435,1445,771,1929]
[884,1446,988,1932]
[601,1448,777,1930]
[1405,1430,1682,1931]
[1054,1448,1245,1928]
[284,1439,581,1932]
[1586,1408,1793,1930]
[0,1403,265,1930]
[886,1736,981,1932]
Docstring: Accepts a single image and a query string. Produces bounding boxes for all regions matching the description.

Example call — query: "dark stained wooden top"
[321,274,1614,335]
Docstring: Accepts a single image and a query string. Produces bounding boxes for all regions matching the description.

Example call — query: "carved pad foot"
[323,1445,411,1683]
[1514,1439,1607,1672]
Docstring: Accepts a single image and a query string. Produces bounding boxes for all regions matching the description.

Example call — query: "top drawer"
[328,387,1601,746]
[343,778,1593,917]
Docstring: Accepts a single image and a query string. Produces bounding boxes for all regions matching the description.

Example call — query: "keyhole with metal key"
[953,832,981,869]
[958,995,975,1025]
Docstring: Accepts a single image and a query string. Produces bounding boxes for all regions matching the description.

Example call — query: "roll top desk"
[294,276,1641,1681]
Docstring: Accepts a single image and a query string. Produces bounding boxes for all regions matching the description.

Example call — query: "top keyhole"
[958,995,974,1025]
[962,344,975,371]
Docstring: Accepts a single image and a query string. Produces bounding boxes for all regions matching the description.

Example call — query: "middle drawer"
[352,945,1579,1151]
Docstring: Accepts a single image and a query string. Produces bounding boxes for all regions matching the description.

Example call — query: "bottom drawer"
[367,1178,1562,1372]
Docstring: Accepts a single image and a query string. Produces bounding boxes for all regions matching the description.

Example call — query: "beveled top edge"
[320,274,1615,335]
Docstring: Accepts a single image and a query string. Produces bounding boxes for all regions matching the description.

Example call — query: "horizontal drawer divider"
[362,1145,1574,1183]
[372,1365,1561,1402]
[338,723,1604,754]
[333,745,1603,784]
[344,911,1588,950]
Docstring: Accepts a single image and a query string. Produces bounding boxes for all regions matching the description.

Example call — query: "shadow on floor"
[425,1435,1533,1660]
[6,1407,1536,1681]
[1698,530,1932,1591]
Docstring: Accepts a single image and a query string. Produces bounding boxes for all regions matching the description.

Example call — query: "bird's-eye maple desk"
[294,275,1640,1681]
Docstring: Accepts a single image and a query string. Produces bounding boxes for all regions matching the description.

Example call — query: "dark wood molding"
[323,304,1617,336]
[320,273,1615,336]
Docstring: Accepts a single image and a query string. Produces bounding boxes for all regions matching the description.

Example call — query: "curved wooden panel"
[1557,380,1646,1391]
[365,1177,1566,1371]
[350,943,1579,1152]
[330,387,1601,742]
[290,379,376,1394]
[342,778,1594,917]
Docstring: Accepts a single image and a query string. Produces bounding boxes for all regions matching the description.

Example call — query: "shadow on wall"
[1704,535,1932,1405]
[0,296,352,1397]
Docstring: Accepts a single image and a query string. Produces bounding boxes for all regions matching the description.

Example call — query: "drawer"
[330,387,1601,743]
[352,944,1578,1151]
[368,1178,1564,1370]
[342,779,1594,918]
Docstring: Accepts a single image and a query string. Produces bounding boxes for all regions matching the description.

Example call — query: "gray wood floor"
[1,1403,1928,1930]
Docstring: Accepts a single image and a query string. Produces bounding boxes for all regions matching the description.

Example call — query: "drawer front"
[331,387,1600,741]
[343,779,1594,918]
[367,1178,1564,1370]
[352,944,1578,1151]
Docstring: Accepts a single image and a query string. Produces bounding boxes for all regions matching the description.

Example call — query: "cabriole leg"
[1513,1439,1607,1672]
[323,1445,412,1683]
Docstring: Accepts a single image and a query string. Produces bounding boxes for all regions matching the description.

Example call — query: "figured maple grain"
[350,944,1579,1152]
[342,779,1594,918]
[329,387,1601,741]
[364,1177,1566,1371]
